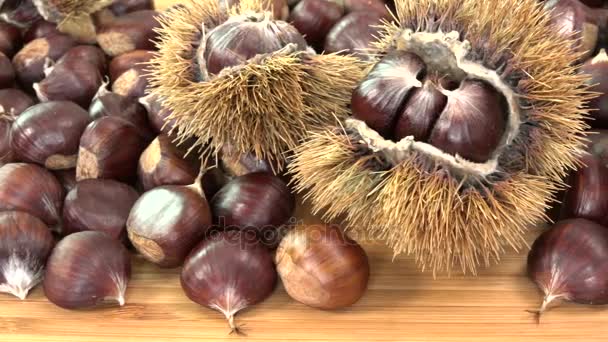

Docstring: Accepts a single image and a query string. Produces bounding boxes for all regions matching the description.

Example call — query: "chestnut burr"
[97,10,161,57]
[0,211,54,300]
[11,101,93,170]
[0,163,64,228]
[43,231,132,309]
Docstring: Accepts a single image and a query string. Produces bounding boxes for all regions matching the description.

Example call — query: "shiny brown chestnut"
[0,113,13,164]
[111,63,150,99]
[211,172,295,240]
[289,0,343,49]
[351,51,508,163]
[63,179,139,239]
[0,163,64,228]
[23,20,61,43]
[0,88,36,115]
[139,94,176,134]
[276,224,370,309]
[34,47,105,108]
[219,144,273,178]
[0,22,21,57]
[581,49,608,128]
[110,0,154,15]
[53,168,77,193]
[11,101,92,170]
[138,135,198,191]
[76,116,149,183]
[181,230,277,334]
[201,12,307,75]
[527,219,608,321]
[12,34,76,90]
[127,178,212,268]
[108,50,155,83]
[0,89,35,164]
[0,211,54,300]
[97,10,161,57]
[59,45,108,75]
[324,12,385,59]
[544,0,599,61]
[0,52,15,89]
[43,231,132,309]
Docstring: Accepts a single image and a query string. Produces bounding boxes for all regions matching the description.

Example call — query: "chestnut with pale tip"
[0,163,64,228]
[181,230,277,334]
[11,101,93,170]
[219,144,273,178]
[23,20,61,43]
[62,179,139,239]
[76,116,149,183]
[111,63,150,99]
[127,173,212,268]
[139,94,176,134]
[0,211,54,300]
[581,49,608,128]
[43,231,132,309]
[108,50,155,83]
[97,10,161,57]
[138,135,198,191]
[527,218,608,322]
[276,224,370,309]
[12,34,76,90]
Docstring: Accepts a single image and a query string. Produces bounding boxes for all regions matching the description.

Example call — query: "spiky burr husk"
[147,0,367,171]
[289,0,593,274]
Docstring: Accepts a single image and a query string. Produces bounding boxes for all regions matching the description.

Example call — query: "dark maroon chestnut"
[581,49,608,128]
[342,0,388,16]
[0,113,13,164]
[0,22,21,57]
[127,179,212,268]
[23,20,61,43]
[111,63,150,99]
[276,224,370,309]
[351,51,508,163]
[527,219,608,321]
[211,172,295,242]
[138,135,198,191]
[59,45,108,75]
[11,101,92,170]
[12,34,76,90]
[579,0,605,7]
[89,86,154,139]
[110,0,154,15]
[63,179,139,239]
[108,50,155,83]
[34,48,105,108]
[181,230,277,333]
[201,13,307,75]
[0,163,64,228]
[0,210,54,300]
[0,0,41,28]
[0,52,15,89]
[43,231,132,309]
[544,0,599,61]
[220,144,273,178]
[289,0,343,49]
[53,168,77,193]
[0,88,36,115]
[324,12,385,59]
[139,94,177,134]
[76,116,149,183]
[97,10,161,57]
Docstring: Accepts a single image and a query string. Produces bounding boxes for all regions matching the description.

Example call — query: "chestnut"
[63,179,139,239]
[11,101,92,170]
[181,230,277,333]
[53,168,77,193]
[0,211,54,300]
[111,62,150,99]
[127,180,212,268]
[0,163,64,228]
[218,0,289,20]
[34,47,105,108]
[12,34,76,90]
[0,22,21,57]
[0,52,15,88]
[0,112,13,165]
[76,116,149,183]
[528,219,608,321]
[0,88,36,115]
[289,0,344,49]
[581,49,608,128]
[544,0,599,61]
[220,144,273,178]
[96,10,161,57]
[276,224,370,309]
[43,231,132,309]
[210,172,295,242]
[110,0,154,15]
[138,135,198,191]
[58,45,108,75]
[108,50,155,83]
[88,86,154,139]
[139,94,176,134]
[0,0,41,28]
[23,20,61,43]
[324,12,385,59]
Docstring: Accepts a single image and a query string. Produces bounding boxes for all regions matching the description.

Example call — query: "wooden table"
[2,1,608,341]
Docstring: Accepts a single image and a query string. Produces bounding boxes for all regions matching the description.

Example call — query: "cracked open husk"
[289,0,592,274]
[147,0,368,172]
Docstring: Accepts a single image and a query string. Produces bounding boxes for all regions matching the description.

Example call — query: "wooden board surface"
[2,1,608,341]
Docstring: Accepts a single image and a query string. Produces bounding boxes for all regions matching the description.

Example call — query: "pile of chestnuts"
[0,0,372,333]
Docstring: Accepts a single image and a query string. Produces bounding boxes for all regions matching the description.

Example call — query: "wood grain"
[1,1,607,341]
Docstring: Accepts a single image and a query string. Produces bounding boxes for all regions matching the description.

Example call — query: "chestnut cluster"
[289,0,391,57]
